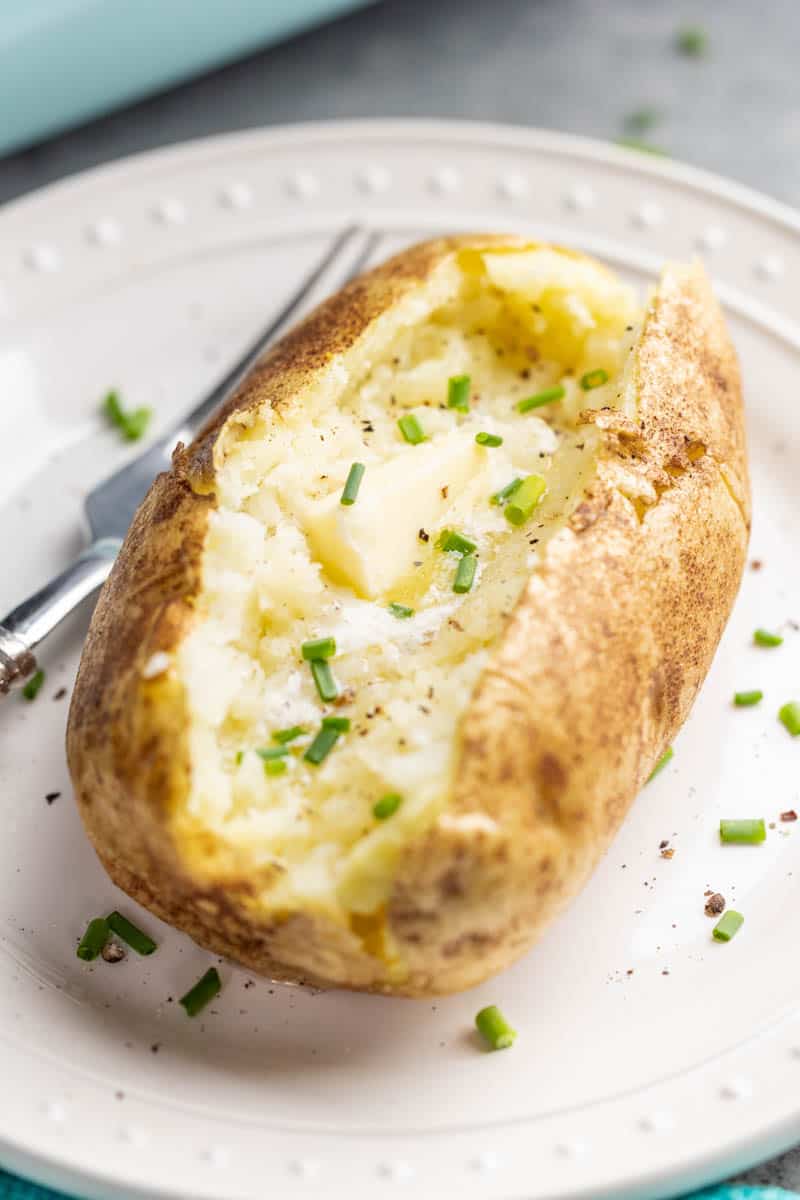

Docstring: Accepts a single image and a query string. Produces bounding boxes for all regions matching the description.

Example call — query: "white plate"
[0,119,799,1200]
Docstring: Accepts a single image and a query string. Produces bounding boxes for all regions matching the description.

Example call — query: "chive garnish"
[580,368,609,391]
[615,137,667,157]
[475,1005,517,1051]
[719,818,766,845]
[778,702,800,736]
[373,793,403,820]
[447,374,471,412]
[648,746,673,781]
[22,668,45,701]
[76,917,110,961]
[235,750,244,765]
[398,414,427,444]
[103,389,152,442]
[340,462,365,506]
[754,628,783,647]
[505,474,546,526]
[272,726,307,744]
[256,745,290,761]
[438,529,477,555]
[301,637,336,660]
[264,759,287,776]
[453,554,477,594]
[180,967,221,1017]
[624,106,660,135]
[676,25,708,58]
[107,911,157,956]
[322,715,350,732]
[475,432,503,447]
[388,602,414,619]
[712,911,743,943]
[304,725,341,765]
[734,690,763,707]
[491,477,523,506]
[517,385,565,413]
[310,659,338,703]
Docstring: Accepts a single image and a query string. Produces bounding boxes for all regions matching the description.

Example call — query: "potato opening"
[175,246,641,922]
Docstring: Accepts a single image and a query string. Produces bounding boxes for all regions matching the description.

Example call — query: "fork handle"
[0,537,121,694]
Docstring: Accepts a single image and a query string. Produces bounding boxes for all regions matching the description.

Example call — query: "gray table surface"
[1,0,798,1192]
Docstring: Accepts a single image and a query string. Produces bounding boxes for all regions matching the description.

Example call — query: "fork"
[0,225,380,694]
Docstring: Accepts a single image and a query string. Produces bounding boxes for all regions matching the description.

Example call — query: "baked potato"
[67,236,749,996]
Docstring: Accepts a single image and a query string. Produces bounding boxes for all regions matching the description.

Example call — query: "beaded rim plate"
[0,119,799,1200]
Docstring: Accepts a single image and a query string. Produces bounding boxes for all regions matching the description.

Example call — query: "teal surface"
[0,0,375,155]
[0,1165,795,1200]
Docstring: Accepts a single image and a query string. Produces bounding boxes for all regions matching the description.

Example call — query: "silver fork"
[0,225,380,694]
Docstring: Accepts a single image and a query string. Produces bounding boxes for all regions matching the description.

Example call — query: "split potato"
[67,236,749,995]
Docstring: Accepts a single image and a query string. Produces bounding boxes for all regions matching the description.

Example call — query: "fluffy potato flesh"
[175,248,641,929]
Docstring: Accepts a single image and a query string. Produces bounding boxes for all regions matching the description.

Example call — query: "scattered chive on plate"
[76,917,110,962]
[475,1005,517,1051]
[180,967,221,1017]
[712,911,743,943]
[106,911,157,956]
[22,668,45,701]
[719,818,766,845]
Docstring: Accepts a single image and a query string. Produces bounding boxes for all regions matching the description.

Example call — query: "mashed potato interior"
[175,247,640,919]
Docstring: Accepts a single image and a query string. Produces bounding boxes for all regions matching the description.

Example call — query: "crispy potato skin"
[67,238,749,995]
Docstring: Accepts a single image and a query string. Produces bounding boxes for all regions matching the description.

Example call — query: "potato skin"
[67,238,749,995]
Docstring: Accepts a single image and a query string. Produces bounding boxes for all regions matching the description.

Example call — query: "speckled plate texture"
[0,120,799,1200]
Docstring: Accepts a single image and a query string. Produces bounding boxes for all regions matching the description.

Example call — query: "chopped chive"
[256,745,290,761]
[235,750,244,765]
[453,554,477,594]
[373,793,403,820]
[304,725,340,765]
[517,384,565,413]
[22,668,45,701]
[719,818,766,845]
[180,967,221,1017]
[734,690,763,707]
[301,636,336,660]
[264,759,287,776]
[712,910,744,943]
[398,414,426,444]
[648,746,673,781]
[754,628,783,648]
[505,474,546,526]
[447,374,471,412]
[475,432,503,447]
[322,715,350,732]
[103,389,152,442]
[615,137,667,157]
[340,462,365,506]
[580,368,609,391]
[388,602,414,619]
[475,1004,516,1051]
[106,910,157,956]
[676,25,708,58]
[438,529,477,555]
[272,725,307,744]
[76,917,110,961]
[624,106,660,135]
[310,659,338,703]
[778,701,800,736]
[491,477,523,506]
